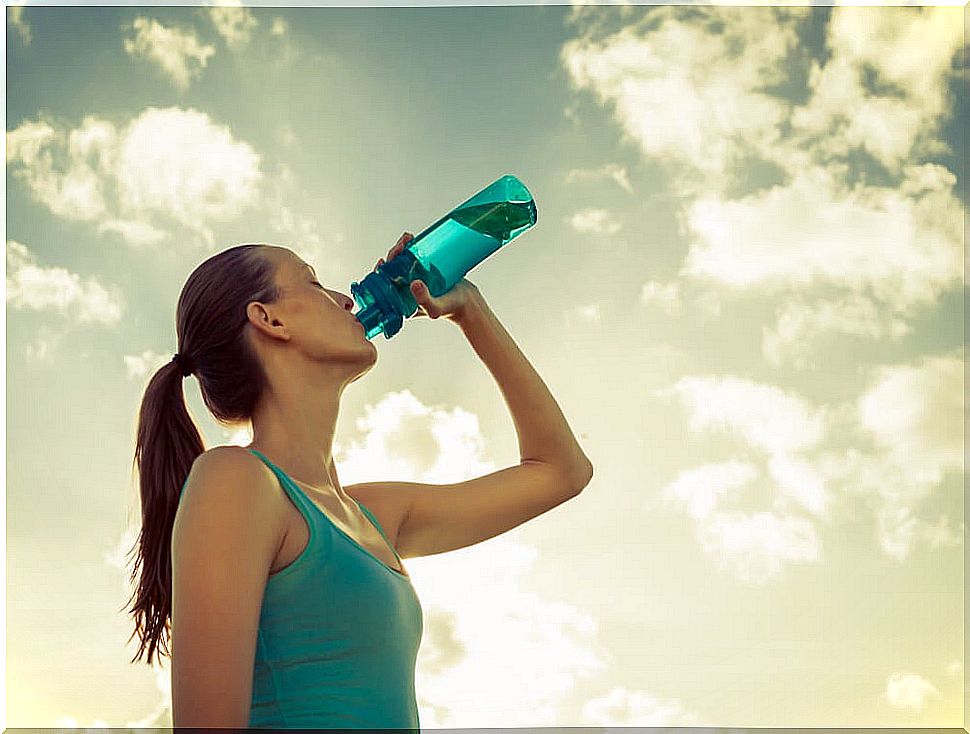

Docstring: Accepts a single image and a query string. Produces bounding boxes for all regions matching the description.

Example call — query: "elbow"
[570,458,594,493]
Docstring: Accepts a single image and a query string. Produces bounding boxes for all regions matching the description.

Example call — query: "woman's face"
[259,246,376,368]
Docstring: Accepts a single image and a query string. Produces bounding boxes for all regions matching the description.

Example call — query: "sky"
[4,0,966,728]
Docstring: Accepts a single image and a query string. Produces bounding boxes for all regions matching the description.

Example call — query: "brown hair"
[123,243,282,666]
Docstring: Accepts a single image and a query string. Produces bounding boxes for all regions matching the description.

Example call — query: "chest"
[271,489,407,577]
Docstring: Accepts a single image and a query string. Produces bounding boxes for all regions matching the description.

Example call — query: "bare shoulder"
[179,446,288,534]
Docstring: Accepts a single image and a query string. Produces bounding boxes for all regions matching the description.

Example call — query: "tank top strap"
[248,448,316,515]
[355,500,402,561]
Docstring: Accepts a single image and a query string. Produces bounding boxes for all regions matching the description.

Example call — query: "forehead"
[271,247,314,274]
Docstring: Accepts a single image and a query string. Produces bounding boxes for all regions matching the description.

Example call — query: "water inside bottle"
[404,199,536,291]
[450,200,535,242]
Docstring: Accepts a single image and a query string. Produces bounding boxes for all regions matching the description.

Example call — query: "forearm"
[453,293,592,481]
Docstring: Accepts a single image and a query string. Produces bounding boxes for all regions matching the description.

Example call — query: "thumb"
[410,279,425,296]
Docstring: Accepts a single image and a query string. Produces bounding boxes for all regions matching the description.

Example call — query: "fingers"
[410,279,437,319]
[386,231,413,261]
[377,232,414,271]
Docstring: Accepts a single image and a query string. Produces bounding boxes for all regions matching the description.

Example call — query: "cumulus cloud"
[682,162,961,302]
[564,303,602,328]
[880,671,941,711]
[6,239,124,327]
[565,163,634,194]
[653,375,827,455]
[582,685,700,726]
[856,352,964,484]
[640,280,680,315]
[8,5,32,46]
[761,292,913,370]
[561,7,810,196]
[560,6,965,367]
[661,459,759,521]
[5,117,114,222]
[6,108,264,248]
[122,350,174,381]
[840,351,966,559]
[270,16,288,37]
[565,207,623,236]
[698,509,821,584]
[658,458,822,584]
[116,107,263,243]
[652,349,962,575]
[206,2,258,51]
[122,16,216,91]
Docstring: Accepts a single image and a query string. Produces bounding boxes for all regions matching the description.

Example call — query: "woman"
[125,231,594,729]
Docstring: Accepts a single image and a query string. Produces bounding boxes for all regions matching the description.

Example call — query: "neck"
[247,382,348,499]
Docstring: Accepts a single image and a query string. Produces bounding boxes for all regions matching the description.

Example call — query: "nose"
[340,294,354,311]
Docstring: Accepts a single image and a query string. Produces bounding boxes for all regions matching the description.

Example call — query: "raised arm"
[454,289,593,477]
[346,246,593,560]
[356,291,592,559]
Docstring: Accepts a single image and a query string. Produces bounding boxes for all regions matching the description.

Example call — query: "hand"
[379,231,482,324]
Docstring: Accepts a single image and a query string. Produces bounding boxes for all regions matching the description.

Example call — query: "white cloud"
[7,108,265,249]
[582,686,700,726]
[270,16,288,37]
[122,350,173,381]
[661,459,759,521]
[336,389,494,483]
[560,6,965,366]
[849,352,965,559]
[564,163,634,194]
[97,218,168,247]
[653,375,827,455]
[409,538,609,727]
[857,352,964,484]
[207,3,258,50]
[564,303,601,328]
[640,280,680,315]
[699,509,821,584]
[565,207,622,236]
[658,458,821,584]
[23,324,70,364]
[122,16,216,91]
[6,239,124,326]
[766,452,832,519]
[761,292,912,370]
[880,671,941,711]
[561,8,808,196]
[279,123,297,146]
[919,513,965,551]
[116,107,264,246]
[9,5,32,45]
[945,659,962,676]
[803,350,965,561]
[795,6,963,172]
[654,350,963,568]
[681,162,962,314]
[5,116,115,221]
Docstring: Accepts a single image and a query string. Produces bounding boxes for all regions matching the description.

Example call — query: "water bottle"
[351,174,538,340]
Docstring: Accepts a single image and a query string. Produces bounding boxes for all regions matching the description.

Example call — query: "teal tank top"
[245,448,424,729]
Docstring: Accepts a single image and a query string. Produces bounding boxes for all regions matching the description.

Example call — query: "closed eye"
[311,280,324,288]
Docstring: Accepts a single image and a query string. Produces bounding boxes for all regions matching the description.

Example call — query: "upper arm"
[170,447,284,728]
[350,459,593,561]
